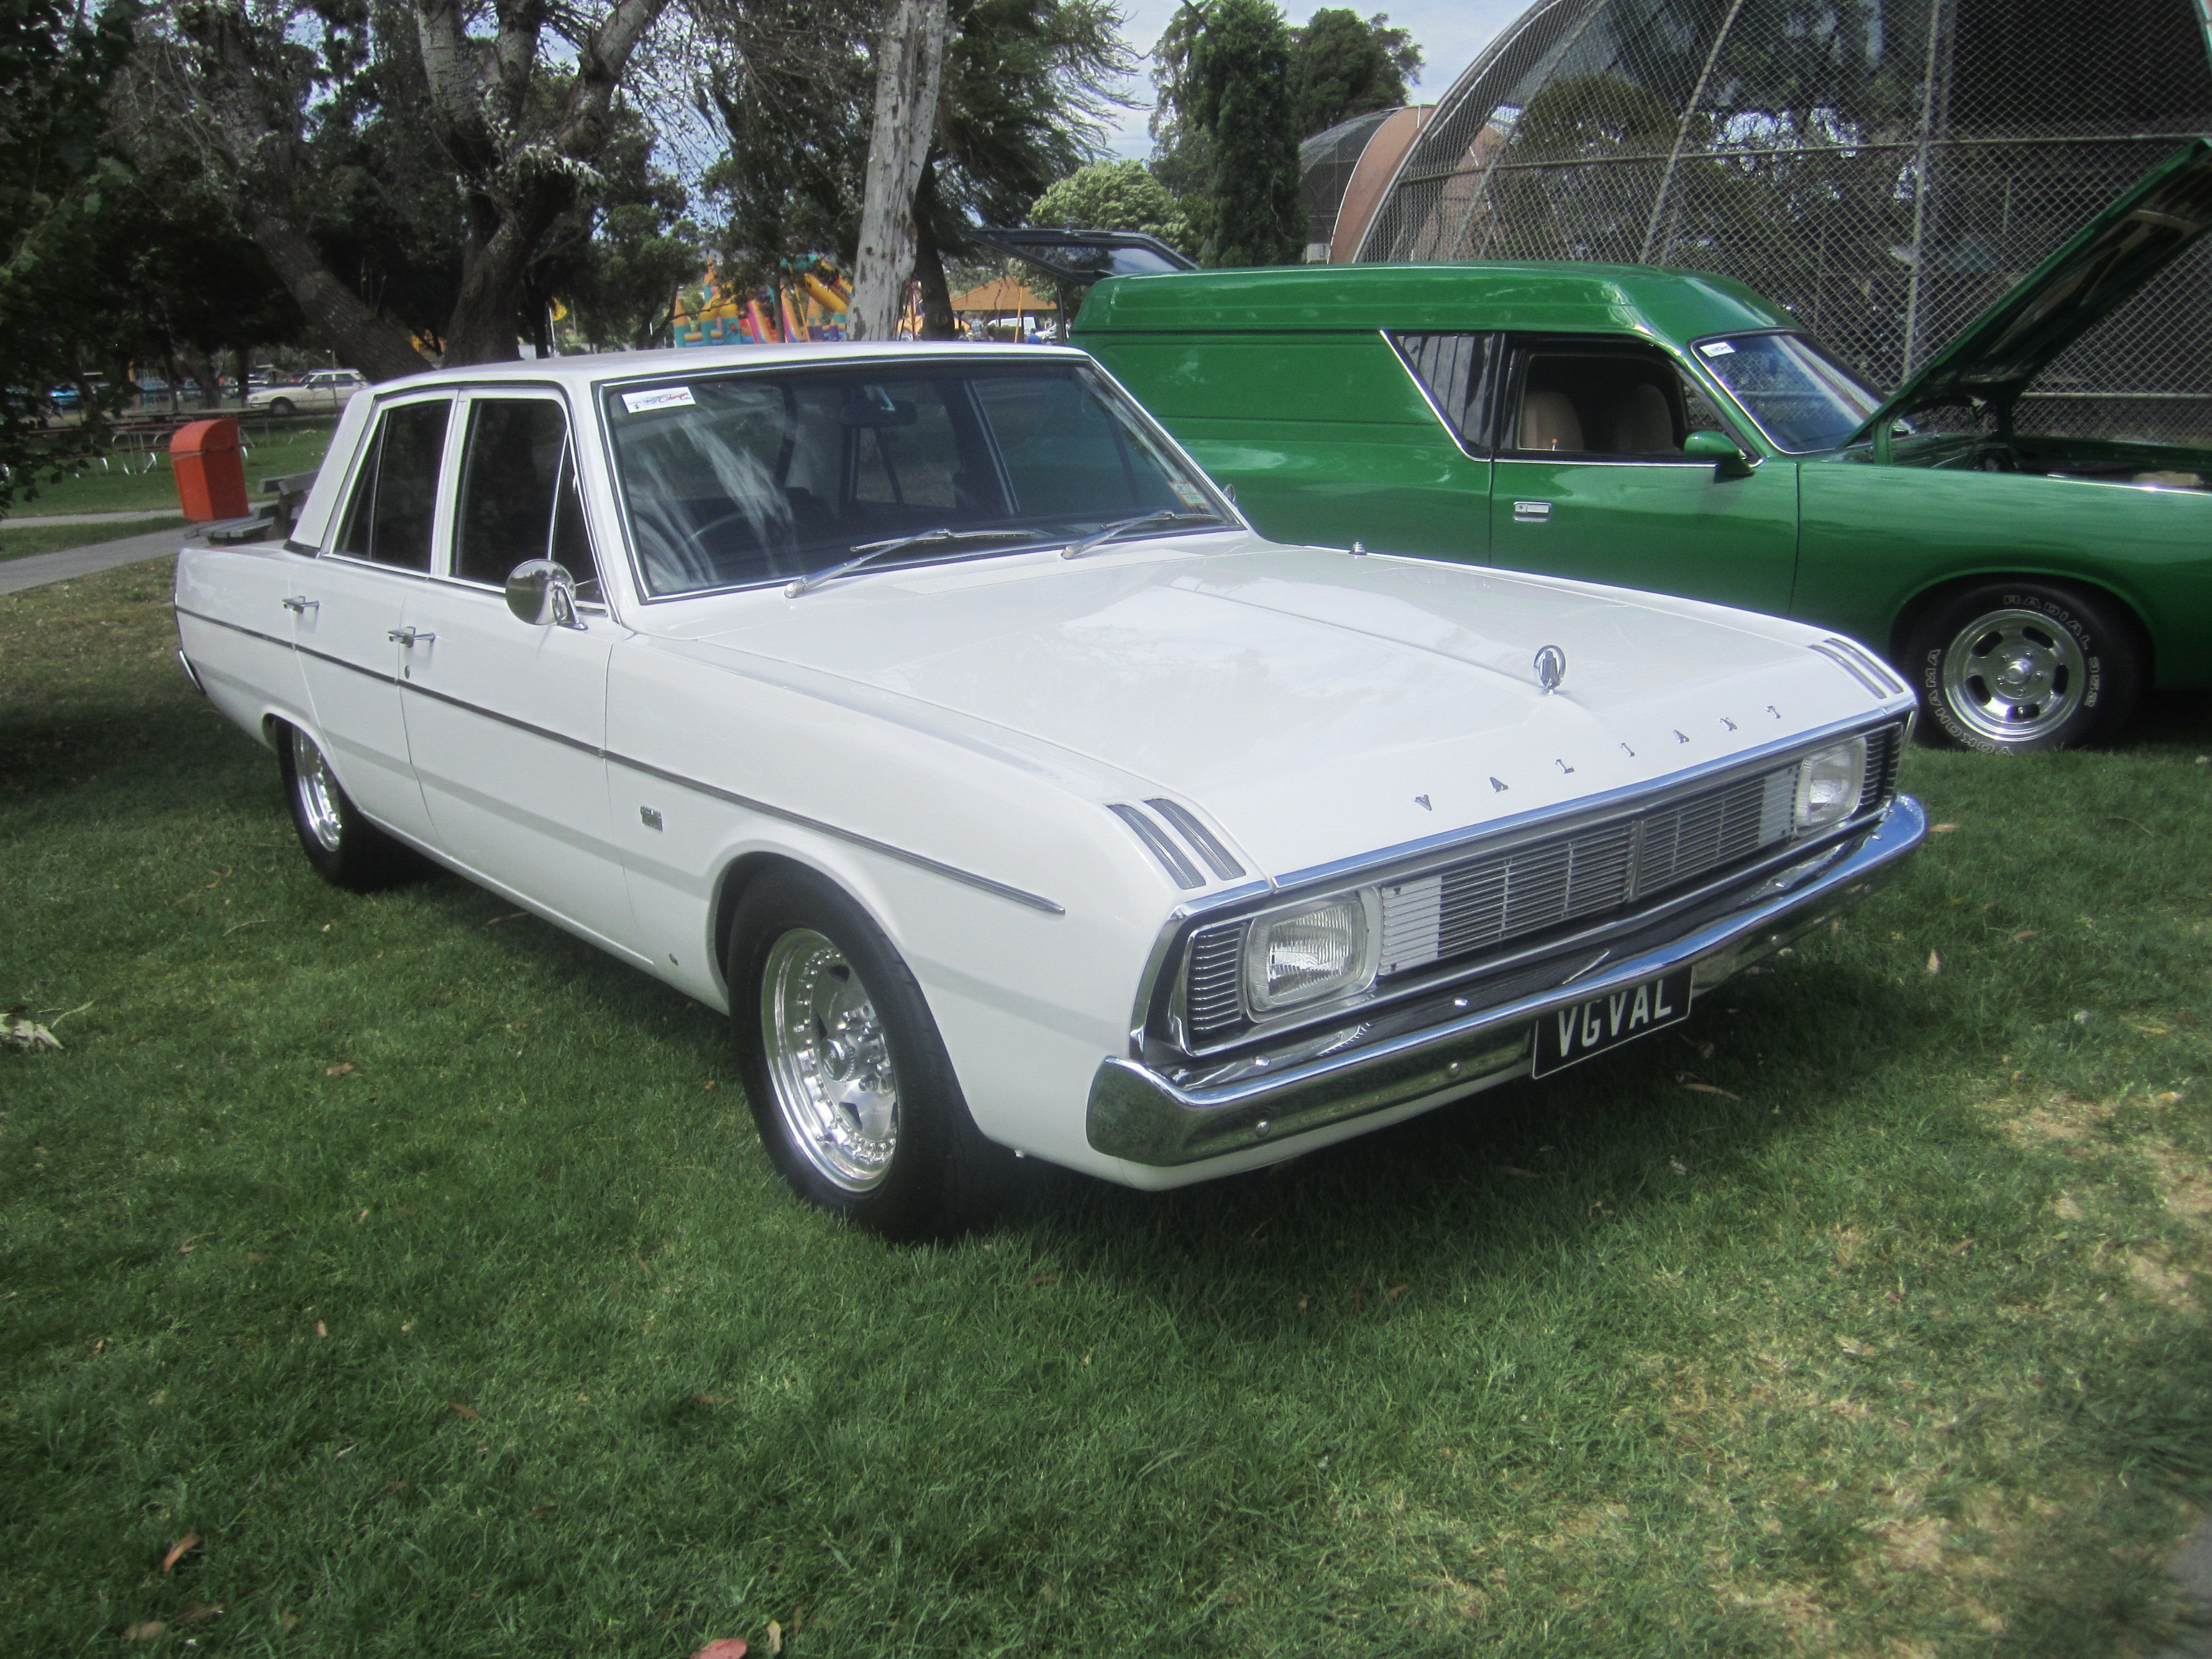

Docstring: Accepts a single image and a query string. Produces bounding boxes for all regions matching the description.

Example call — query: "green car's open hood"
[1855,138,2212,441]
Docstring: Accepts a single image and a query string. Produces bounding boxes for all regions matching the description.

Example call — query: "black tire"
[728,865,1016,1240]
[1902,579,2144,753]
[268,397,296,417]
[275,721,421,890]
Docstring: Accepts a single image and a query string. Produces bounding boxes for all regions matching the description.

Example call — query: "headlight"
[1242,888,1380,1016]
[1793,737,1867,833]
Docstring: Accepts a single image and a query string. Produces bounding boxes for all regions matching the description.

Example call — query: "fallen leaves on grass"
[1387,1283,1409,1301]
[176,1602,223,1625]
[1679,1081,1740,1100]
[1931,822,1959,833]
[1029,1272,1059,1287]
[447,1401,482,1420]
[1495,1164,1543,1180]
[766,1621,785,1656]
[324,1061,354,1076]
[159,1532,200,1574]
[2,1006,61,1052]
[485,911,527,926]
[125,1621,165,1641]
[691,1641,748,1659]
[1927,950,1942,975]
[315,1320,328,1337]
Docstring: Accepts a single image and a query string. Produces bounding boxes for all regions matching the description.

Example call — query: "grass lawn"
[5,563,2212,1657]
[3,423,335,518]
[0,518,193,562]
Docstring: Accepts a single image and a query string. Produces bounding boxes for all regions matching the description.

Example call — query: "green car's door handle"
[1512,500,1553,523]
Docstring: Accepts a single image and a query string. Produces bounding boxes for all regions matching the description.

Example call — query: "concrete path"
[0,526,185,596]
[8,508,193,527]
[2158,1518,2212,1658]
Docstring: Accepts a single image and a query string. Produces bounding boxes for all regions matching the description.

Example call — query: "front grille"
[1178,723,1904,1046]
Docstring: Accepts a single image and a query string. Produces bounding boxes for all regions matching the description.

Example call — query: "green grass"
[6,565,2212,1657]
[4,423,335,517]
[0,517,192,562]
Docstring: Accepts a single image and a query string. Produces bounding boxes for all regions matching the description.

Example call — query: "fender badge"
[1534,644,1568,694]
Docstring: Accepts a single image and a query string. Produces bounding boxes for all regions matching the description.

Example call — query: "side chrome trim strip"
[175,605,292,653]
[1145,797,1245,880]
[614,752,1065,915]
[1109,802,1205,889]
[170,606,1063,916]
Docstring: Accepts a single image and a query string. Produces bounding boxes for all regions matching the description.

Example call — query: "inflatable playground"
[673,259,857,346]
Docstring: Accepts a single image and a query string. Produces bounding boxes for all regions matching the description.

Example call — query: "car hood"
[674,537,1898,881]
[1856,138,2212,437]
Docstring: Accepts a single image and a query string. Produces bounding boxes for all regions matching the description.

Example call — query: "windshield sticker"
[621,385,696,414]
[1169,479,1209,508]
[1697,341,1737,357]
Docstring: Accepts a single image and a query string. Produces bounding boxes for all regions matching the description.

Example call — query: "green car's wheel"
[1903,580,2142,753]
[728,865,1014,1240]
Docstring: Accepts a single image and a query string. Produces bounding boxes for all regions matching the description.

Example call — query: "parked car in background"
[173,342,1922,1235]
[247,369,367,417]
[1073,141,2212,753]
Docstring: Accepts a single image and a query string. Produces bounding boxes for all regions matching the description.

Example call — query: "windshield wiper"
[1060,509,1226,561]
[783,527,1048,598]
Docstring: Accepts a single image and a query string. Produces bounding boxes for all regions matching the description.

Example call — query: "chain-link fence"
[1355,0,2212,445]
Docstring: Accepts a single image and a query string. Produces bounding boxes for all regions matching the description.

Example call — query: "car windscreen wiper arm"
[783,527,1048,598]
[1059,509,1227,561]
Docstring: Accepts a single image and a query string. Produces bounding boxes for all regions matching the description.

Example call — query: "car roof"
[1073,261,1795,344]
[362,341,1092,398]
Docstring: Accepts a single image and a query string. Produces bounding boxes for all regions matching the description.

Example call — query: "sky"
[1099,0,1535,157]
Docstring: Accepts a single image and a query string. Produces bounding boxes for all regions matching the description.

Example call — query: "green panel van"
[1071,141,2212,752]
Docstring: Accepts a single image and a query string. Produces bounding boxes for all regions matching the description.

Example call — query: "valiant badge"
[1534,645,1568,694]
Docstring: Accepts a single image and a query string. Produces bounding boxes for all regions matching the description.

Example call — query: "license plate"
[1531,967,1694,1078]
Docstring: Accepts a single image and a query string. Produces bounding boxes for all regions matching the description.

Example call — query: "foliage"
[0,0,136,509]
[527,97,703,351]
[8,565,2212,1655]
[1183,0,1304,267]
[1028,159,1195,255]
[1287,8,1420,138]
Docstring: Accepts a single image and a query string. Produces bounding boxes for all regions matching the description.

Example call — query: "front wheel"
[276,723,421,890]
[1902,580,2143,752]
[268,397,295,417]
[729,866,1014,1239]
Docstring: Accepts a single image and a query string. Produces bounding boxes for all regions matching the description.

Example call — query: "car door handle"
[387,627,436,645]
[1512,500,1553,523]
[281,595,319,614]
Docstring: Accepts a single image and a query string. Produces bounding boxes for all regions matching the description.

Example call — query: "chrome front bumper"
[1086,796,1927,1167]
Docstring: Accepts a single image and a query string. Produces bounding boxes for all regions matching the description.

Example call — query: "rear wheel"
[276,723,420,890]
[729,866,1013,1239]
[268,397,296,417]
[1902,580,2142,752]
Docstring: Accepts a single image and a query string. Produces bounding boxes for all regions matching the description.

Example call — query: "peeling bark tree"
[849,0,947,341]
[148,0,672,375]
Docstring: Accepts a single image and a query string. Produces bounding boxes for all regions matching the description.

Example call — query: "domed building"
[1340,0,2212,442]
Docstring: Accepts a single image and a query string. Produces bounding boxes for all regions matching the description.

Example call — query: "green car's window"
[1511,349,1694,458]
[1389,332,1499,451]
[604,362,1222,598]
[1691,332,1882,454]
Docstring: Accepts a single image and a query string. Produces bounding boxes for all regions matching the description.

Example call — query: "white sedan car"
[173,344,1924,1237]
[245,369,367,417]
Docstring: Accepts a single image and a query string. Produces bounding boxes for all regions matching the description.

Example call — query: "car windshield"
[1689,332,1886,454]
[601,358,1227,598]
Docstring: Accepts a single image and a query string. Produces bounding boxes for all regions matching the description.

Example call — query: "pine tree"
[1187,0,1303,268]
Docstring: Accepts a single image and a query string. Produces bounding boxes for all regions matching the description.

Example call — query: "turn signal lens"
[1794,737,1868,832]
[1244,890,1379,1015]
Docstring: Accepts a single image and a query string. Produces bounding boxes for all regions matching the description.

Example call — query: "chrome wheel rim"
[760,929,899,1193]
[1940,607,2086,745]
[291,728,345,852]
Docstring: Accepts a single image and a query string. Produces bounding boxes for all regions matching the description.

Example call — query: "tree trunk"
[246,207,430,382]
[912,179,959,341]
[850,0,948,341]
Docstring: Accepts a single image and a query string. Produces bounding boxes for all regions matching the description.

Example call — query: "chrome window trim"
[321,390,460,577]
[1121,705,1911,1062]
[1381,328,1495,460]
[1500,329,1771,463]
[1682,328,1885,456]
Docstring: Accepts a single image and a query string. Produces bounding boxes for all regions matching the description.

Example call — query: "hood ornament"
[1534,645,1568,694]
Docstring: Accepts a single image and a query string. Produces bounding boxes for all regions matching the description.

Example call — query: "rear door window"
[332,399,452,571]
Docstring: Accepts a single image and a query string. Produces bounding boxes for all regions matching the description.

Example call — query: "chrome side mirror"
[1684,428,1756,479]
[505,559,586,630]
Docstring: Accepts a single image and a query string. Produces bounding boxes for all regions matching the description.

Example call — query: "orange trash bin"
[171,419,250,522]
